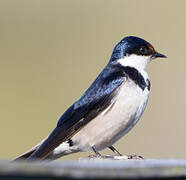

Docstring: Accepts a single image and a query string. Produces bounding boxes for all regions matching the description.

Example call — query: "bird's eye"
[140,47,146,54]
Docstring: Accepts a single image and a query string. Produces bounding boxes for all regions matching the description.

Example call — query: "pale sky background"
[0,0,185,160]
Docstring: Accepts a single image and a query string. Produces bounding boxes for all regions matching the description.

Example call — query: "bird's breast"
[72,78,150,151]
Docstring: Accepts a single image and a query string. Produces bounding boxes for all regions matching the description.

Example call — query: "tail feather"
[13,147,38,161]
[12,137,47,162]
[13,138,80,161]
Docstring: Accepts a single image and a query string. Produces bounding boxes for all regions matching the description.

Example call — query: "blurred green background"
[0,0,185,160]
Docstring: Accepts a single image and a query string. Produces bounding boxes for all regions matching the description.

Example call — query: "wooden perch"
[1,159,186,179]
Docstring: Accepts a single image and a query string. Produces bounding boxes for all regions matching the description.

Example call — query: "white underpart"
[51,54,152,157]
[48,141,79,160]
[69,79,150,152]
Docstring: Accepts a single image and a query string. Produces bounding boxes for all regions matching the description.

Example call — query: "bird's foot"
[89,146,143,160]
[88,154,102,159]
[88,154,144,160]
[88,154,128,160]
[127,154,144,160]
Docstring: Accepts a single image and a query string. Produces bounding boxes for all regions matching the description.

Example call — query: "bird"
[14,36,166,161]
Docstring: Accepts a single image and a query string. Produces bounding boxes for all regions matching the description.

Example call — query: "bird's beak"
[153,52,167,59]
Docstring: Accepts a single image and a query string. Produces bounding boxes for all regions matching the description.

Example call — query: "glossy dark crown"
[110,36,156,62]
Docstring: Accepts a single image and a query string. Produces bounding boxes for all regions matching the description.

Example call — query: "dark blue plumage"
[110,36,155,62]
[57,65,124,126]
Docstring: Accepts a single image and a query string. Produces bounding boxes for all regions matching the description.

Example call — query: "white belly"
[71,78,150,151]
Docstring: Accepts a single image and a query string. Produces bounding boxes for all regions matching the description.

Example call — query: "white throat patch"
[117,54,152,81]
[117,54,152,71]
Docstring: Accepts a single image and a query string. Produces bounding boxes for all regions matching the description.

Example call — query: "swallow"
[14,36,166,161]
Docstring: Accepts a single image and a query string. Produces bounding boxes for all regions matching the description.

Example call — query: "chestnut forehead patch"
[148,44,155,52]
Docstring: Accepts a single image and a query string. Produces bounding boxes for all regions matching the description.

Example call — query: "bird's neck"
[117,54,151,80]
[109,54,151,90]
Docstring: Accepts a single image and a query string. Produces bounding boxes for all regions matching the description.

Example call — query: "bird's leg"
[109,146,144,159]
[91,145,102,158]
[109,146,122,156]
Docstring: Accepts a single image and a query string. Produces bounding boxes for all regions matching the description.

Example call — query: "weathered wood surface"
[1,159,186,179]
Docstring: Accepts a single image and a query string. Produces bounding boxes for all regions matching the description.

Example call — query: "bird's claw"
[127,154,144,160]
[88,154,144,160]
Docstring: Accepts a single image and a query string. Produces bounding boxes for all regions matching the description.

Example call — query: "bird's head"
[110,36,166,70]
